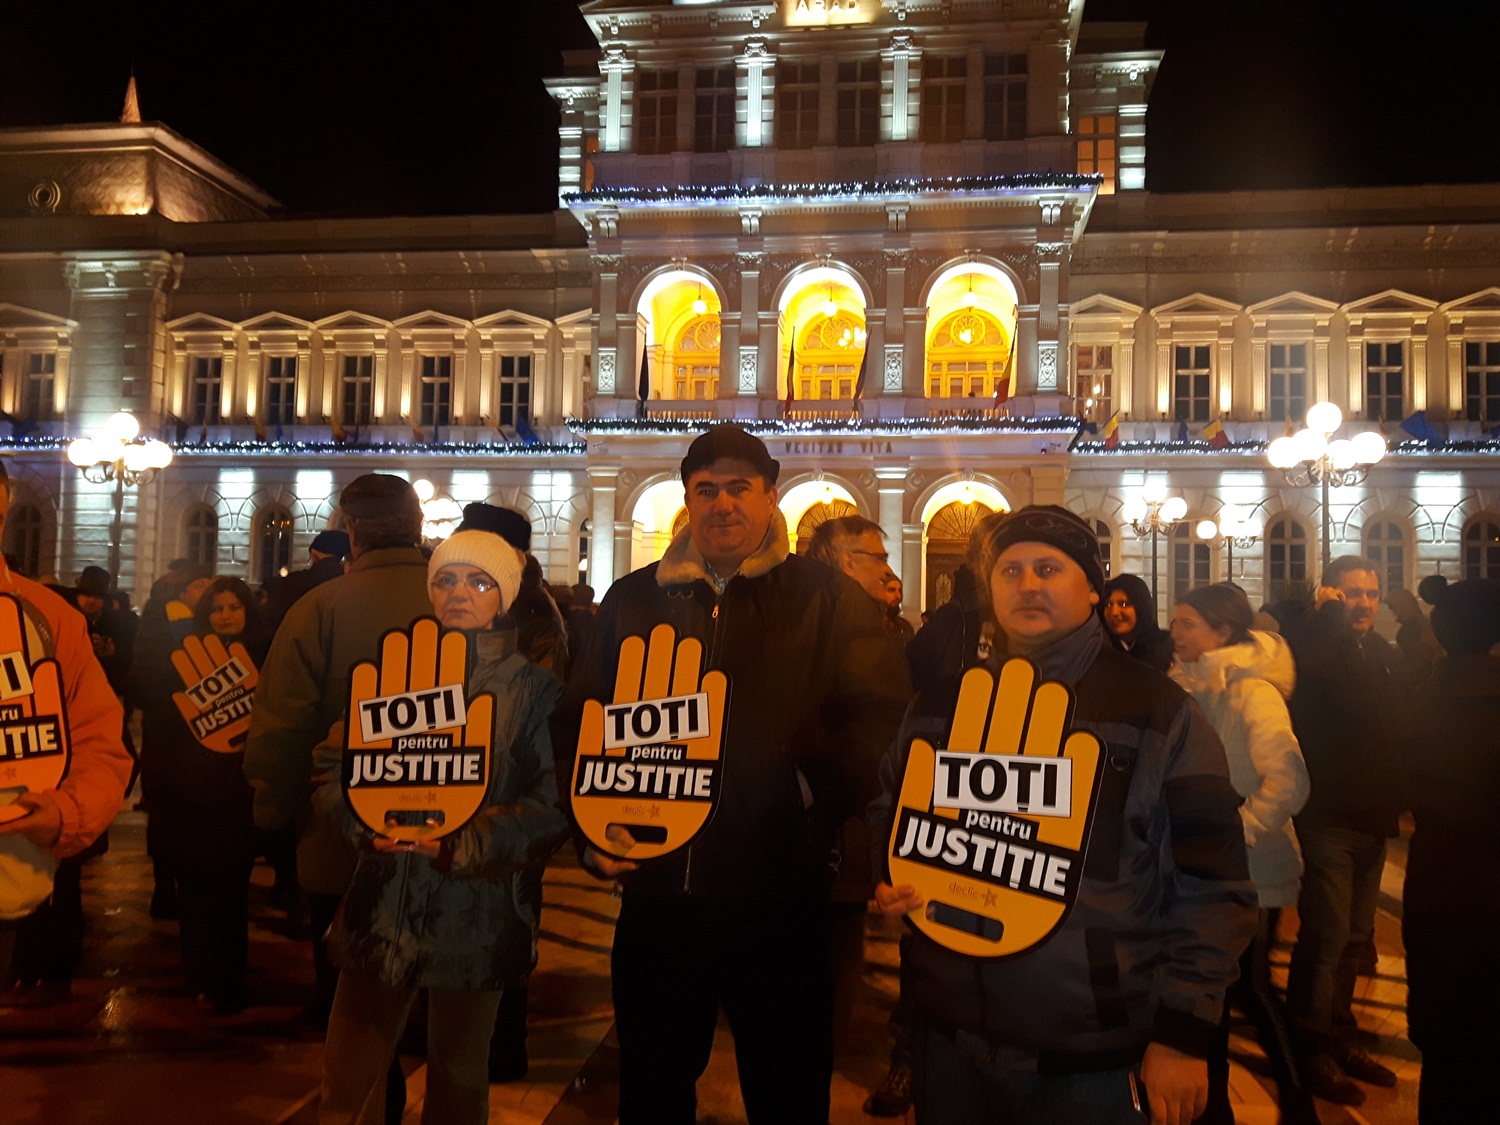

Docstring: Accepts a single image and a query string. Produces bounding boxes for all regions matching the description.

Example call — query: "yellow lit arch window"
[797,313,865,400]
[927,309,1012,399]
[669,315,720,400]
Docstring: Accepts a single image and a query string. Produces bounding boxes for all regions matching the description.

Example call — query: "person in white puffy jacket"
[1170,582,1318,1125]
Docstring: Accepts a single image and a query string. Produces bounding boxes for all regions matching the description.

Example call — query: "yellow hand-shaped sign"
[341,618,494,843]
[571,623,728,862]
[170,634,260,754]
[887,658,1103,958]
[0,594,71,816]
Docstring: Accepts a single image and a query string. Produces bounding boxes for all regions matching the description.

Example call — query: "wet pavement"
[1,803,1419,1124]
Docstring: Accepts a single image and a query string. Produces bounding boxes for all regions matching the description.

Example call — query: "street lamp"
[1122,477,1187,609]
[413,478,462,544]
[1196,504,1262,580]
[67,411,173,588]
[1266,401,1386,571]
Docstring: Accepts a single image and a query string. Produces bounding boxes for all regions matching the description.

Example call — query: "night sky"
[2,1,1497,217]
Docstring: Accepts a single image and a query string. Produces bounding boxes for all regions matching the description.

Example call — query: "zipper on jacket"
[685,582,728,892]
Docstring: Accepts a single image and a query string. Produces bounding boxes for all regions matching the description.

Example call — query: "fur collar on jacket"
[656,509,790,587]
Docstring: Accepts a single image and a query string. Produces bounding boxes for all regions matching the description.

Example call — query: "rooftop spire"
[120,74,140,124]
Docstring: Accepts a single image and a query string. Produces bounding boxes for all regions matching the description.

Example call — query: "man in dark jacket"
[872,506,1255,1125]
[243,474,431,1027]
[265,529,349,629]
[554,425,909,1125]
[1280,556,1404,1104]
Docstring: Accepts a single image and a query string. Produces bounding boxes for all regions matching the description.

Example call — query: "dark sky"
[3,1,1497,217]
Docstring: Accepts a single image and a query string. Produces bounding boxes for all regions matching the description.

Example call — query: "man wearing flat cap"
[554,424,910,1125]
[871,504,1256,1125]
[244,473,432,1024]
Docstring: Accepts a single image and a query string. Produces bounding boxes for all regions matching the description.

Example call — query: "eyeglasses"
[430,573,499,594]
[848,549,890,564]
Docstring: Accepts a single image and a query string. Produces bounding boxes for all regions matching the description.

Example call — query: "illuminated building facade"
[2,0,1499,622]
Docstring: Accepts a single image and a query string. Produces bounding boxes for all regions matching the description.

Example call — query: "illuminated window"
[1464,517,1500,579]
[1171,524,1211,607]
[1266,517,1308,585]
[920,56,967,143]
[1464,340,1500,421]
[578,519,590,577]
[777,60,820,149]
[1364,520,1405,592]
[190,356,223,425]
[339,354,374,427]
[583,135,599,192]
[264,355,297,426]
[1076,114,1117,194]
[1268,343,1307,422]
[1075,344,1113,422]
[498,355,532,427]
[1093,519,1114,579]
[3,502,43,578]
[635,69,678,155]
[672,317,720,400]
[253,505,294,584]
[1173,344,1212,423]
[419,355,452,427]
[694,66,736,154]
[1365,341,1405,422]
[927,309,1009,398]
[983,53,1027,142]
[18,352,56,421]
[182,506,218,569]
[836,59,880,147]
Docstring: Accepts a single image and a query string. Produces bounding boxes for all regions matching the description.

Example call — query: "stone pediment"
[314,311,392,333]
[0,303,74,331]
[166,312,238,334]
[1440,287,1500,314]
[1246,291,1339,317]
[1070,293,1143,319]
[1344,288,1438,315]
[393,310,471,332]
[1151,292,1241,318]
[474,309,553,331]
[240,312,313,334]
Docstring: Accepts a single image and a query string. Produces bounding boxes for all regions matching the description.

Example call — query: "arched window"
[253,505,295,584]
[925,500,998,609]
[927,308,1012,400]
[669,316,720,401]
[1266,517,1308,589]
[1091,519,1114,580]
[794,313,865,400]
[795,499,860,555]
[577,518,590,578]
[182,506,218,570]
[3,502,44,578]
[1463,517,1500,580]
[1363,520,1405,593]
[1170,523,1211,608]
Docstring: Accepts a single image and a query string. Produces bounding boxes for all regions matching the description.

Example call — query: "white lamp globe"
[1351,430,1388,465]
[67,437,96,468]
[1122,497,1147,523]
[122,443,151,473]
[104,411,140,442]
[1306,401,1343,435]
[1266,435,1300,469]
[1291,426,1328,464]
[1196,519,1219,541]
[143,440,174,469]
[1242,518,1262,540]
[1327,439,1358,471]
[1141,476,1168,503]
[412,478,436,504]
[1161,496,1188,523]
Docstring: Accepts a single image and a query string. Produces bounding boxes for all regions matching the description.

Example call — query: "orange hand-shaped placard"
[887,658,1103,958]
[170,634,260,754]
[0,594,71,821]
[341,618,494,843]
[571,623,728,862]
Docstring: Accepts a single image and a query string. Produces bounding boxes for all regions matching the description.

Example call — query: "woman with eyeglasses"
[1168,583,1317,1125]
[314,529,568,1125]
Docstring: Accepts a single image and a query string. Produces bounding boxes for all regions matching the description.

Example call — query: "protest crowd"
[1,426,1492,1125]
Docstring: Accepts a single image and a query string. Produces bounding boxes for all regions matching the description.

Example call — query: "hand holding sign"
[342,618,494,844]
[170,634,259,754]
[0,594,70,826]
[886,658,1102,958]
[571,622,727,863]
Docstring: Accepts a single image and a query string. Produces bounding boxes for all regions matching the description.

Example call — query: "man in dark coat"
[265,529,348,630]
[1279,556,1404,1105]
[554,425,909,1125]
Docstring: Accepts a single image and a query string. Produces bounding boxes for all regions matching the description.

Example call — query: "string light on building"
[1196,504,1262,579]
[66,411,173,586]
[1266,401,1386,569]
[1122,477,1186,606]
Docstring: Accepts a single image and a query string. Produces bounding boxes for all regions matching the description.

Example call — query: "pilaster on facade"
[738,39,774,148]
[875,466,910,584]
[881,32,919,143]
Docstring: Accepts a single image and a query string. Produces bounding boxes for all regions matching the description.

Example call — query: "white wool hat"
[428,530,525,618]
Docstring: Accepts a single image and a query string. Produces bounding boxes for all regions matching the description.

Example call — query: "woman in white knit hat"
[314,529,569,1125]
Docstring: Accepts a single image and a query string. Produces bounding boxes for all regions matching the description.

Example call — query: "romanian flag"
[252,414,268,442]
[994,345,1015,406]
[852,346,868,403]
[1203,417,1230,449]
[409,417,426,444]
[1101,411,1120,449]
[784,328,797,414]
[329,415,348,444]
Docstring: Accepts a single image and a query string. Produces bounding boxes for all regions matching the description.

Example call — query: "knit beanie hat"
[980,505,1105,593]
[680,424,780,485]
[456,503,532,552]
[428,531,524,618]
